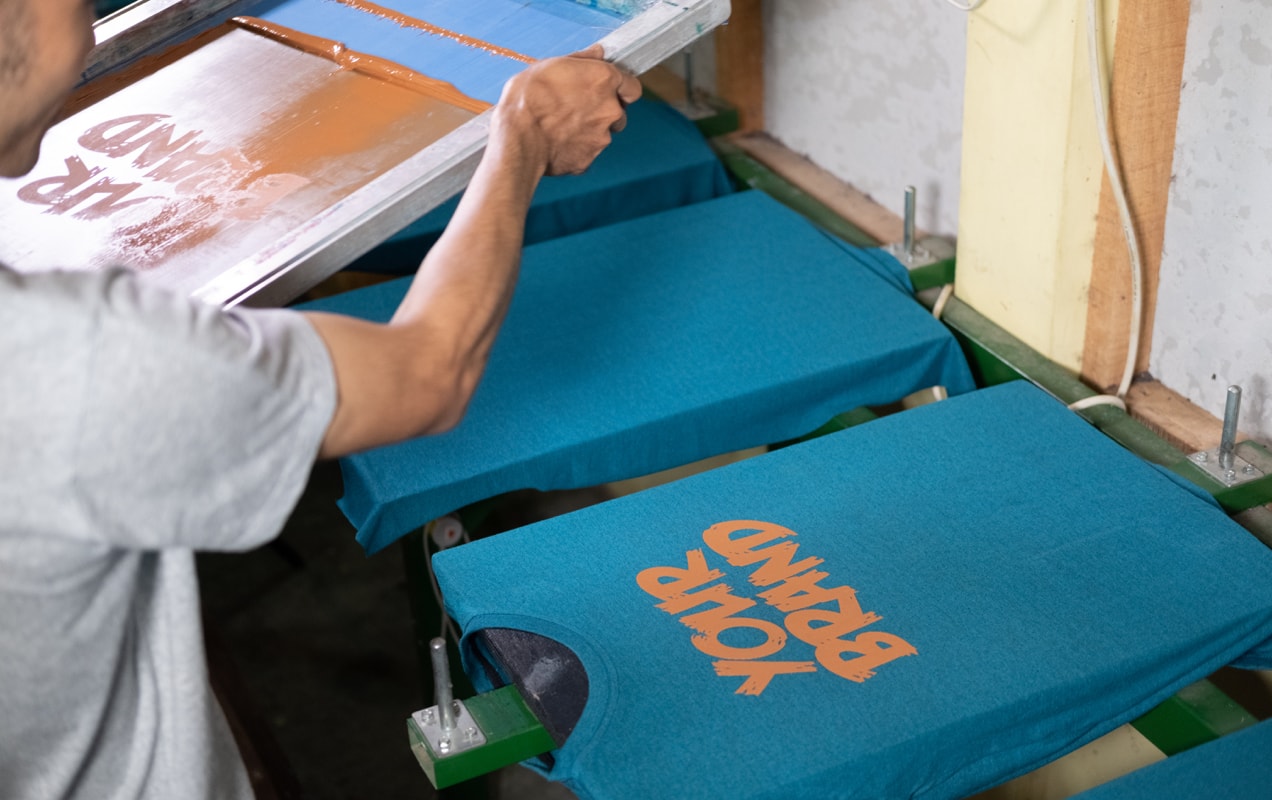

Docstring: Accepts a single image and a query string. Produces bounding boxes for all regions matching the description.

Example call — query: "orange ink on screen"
[230,16,491,113]
[331,0,536,64]
[4,17,481,287]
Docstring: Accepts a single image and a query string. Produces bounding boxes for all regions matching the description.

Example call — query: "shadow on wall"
[1245,374,1268,446]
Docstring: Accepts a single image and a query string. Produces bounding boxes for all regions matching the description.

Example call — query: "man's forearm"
[389,117,546,359]
[307,48,637,459]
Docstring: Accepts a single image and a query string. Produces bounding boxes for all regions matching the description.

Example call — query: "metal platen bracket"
[884,185,954,269]
[415,638,487,757]
[1190,386,1266,488]
[411,701,487,758]
[406,638,555,789]
[1190,450,1265,488]
[884,185,957,295]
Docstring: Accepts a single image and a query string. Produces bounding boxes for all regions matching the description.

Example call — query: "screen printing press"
[20,3,1272,798]
[0,0,730,305]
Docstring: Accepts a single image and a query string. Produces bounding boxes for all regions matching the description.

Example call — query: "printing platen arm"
[408,684,553,790]
[407,634,558,790]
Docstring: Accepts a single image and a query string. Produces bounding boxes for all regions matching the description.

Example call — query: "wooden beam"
[1126,380,1251,455]
[729,132,906,245]
[1081,0,1190,392]
[714,0,763,131]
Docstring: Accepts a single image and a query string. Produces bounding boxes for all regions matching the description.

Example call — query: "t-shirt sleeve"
[63,269,337,552]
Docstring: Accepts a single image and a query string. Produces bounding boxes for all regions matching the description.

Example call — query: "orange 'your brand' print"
[636,520,916,696]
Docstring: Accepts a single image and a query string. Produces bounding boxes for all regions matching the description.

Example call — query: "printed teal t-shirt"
[436,382,1272,800]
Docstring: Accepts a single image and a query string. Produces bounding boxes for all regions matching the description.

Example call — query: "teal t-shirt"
[436,382,1272,800]
[307,191,976,554]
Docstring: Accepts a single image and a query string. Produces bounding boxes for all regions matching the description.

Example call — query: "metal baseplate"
[411,699,487,758]
[407,685,555,790]
[1188,448,1265,488]
[884,236,954,272]
[1180,440,1272,513]
[1181,385,1272,506]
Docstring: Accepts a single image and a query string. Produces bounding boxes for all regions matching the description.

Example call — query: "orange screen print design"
[637,520,917,696]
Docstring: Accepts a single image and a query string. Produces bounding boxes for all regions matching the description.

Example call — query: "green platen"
[408,685,556,790]
[1132,679,1258,756]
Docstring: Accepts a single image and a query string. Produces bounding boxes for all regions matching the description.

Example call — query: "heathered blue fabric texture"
[434,382,1272,800]
[302,191,974,552]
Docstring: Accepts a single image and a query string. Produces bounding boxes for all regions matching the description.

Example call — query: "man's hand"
[493,44,642,177]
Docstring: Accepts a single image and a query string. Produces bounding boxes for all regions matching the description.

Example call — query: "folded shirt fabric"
[302,190,975,553]
[434,381,1272,800]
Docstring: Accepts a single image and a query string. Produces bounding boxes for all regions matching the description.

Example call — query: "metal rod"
[429,637,456,732]
[903,186,917,257]
[1219,385,1242,470]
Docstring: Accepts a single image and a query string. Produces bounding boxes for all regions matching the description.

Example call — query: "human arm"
[304,46,642,459]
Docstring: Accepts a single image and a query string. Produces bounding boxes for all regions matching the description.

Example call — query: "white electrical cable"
[424,519,464,644]
[932,283,956,321]
[925,285,957,403]
[1068,394,1127,413]
[1077,0,1145,413]
[945,0,987,10]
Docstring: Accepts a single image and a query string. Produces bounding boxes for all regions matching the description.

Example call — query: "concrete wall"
[762,0,967,235]
[1153,0,1272,443]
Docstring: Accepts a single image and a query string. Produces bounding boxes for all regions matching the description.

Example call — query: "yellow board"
[955,0,1118,372]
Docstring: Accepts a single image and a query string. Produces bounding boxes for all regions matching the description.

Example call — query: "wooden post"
[714,0,763,132]
[1081,0,1191,393]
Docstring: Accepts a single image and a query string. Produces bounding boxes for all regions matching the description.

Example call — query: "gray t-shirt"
[0,266,337,799]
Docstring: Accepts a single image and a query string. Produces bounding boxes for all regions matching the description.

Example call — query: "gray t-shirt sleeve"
[6,266,337,552]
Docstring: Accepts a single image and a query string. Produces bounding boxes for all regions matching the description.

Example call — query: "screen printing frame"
[78,0,731,307]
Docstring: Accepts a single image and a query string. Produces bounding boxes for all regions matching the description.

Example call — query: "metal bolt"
[438,737,451,754]
[429,638,456,733]
[1244,464,1257,475]
[1195,452,1209,463]
[1220,385,1242,471]
[465,727,478,742]
[1226,469,1237,481]
[903,186,917,259]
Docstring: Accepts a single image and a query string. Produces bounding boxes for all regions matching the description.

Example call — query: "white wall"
[1153,0,1272,443]
[762,0,967,235]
